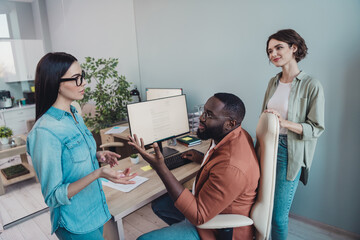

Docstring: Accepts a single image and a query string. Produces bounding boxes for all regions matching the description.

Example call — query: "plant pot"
[130,156,139,164]
[0,138,9,145]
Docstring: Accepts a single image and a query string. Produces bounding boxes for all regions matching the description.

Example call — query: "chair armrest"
[100,142,124,149]
[197,214,254,229]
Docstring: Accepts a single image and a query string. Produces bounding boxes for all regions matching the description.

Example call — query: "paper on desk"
[102,176,149,193]
[105,126,128,135]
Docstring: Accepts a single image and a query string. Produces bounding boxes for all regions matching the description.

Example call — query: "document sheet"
[101,176,149,193]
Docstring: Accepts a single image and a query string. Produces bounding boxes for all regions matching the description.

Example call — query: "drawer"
[3,108,35,121]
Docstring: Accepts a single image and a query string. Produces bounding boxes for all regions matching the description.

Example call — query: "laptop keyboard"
[164,150,204,170]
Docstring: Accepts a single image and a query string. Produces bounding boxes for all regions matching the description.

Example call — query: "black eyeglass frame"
[59,70,85,86]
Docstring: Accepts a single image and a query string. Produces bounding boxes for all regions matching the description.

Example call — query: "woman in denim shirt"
[262,29,325,240]
[27,52,136,240]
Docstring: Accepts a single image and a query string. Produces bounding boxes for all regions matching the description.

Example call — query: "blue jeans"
[137,194,200,240]
[55,226,104,240]
[271,135,301,240]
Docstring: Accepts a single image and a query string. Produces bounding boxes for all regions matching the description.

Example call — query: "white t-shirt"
[192,140,216,195]
[267,81,291,134]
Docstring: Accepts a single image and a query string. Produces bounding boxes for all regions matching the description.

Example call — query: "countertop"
[0,104,35,113]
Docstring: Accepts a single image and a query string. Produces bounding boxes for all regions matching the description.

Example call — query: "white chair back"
[251,113,279,240]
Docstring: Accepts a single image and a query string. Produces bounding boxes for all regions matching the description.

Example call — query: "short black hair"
[213,92,245,125]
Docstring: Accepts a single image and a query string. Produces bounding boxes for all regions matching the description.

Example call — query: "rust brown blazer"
[175,126,260,240]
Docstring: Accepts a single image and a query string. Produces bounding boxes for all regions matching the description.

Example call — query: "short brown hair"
[266,29,308,62]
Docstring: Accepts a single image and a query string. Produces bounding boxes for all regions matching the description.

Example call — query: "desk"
[103,138,210,240]
[0,135,38,195]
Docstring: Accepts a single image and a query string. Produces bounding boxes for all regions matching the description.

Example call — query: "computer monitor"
[146,88,183,101]
[127,95,189,157]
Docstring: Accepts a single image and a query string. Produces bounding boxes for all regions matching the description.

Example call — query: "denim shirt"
[261,71,325,183]
[27,106,111,234]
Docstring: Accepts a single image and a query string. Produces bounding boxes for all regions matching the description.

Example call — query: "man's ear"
[224,119,237,131]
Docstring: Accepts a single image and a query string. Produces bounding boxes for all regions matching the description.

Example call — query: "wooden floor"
[1,178,359,240]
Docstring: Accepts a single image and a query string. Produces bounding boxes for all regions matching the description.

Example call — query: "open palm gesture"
[128,134,165,169]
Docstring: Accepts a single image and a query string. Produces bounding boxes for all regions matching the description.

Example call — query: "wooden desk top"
[103,138,210,221]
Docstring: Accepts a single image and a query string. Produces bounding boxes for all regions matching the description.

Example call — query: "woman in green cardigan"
[262,29,325,240]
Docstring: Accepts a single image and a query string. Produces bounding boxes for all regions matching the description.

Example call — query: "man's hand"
[128,134,185,201]
[99,167,137,184]
[181,150,204,164]
[128,134,166,170]
[97,150,120,168]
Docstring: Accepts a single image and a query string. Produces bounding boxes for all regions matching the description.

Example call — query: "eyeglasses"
[60,70,85,86]
[200,111,233,121]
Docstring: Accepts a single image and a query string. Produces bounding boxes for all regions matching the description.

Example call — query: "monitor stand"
[157,141,179,158]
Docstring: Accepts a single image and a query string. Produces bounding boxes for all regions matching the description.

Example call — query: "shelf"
[0,162,37,187]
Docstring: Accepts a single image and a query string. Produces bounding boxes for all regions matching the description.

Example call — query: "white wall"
[133,0,360,235]
[45,0,140,88]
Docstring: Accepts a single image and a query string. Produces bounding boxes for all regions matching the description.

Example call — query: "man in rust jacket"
[129,93,260,240]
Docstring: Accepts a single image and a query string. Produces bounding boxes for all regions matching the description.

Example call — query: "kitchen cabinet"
[0,40,44,82]
[0,105,35,135]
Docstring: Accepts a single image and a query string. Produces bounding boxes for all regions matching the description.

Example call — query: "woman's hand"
[181,150,203,164]
[97,150,120,168]
[99,167,137,184]
[128,134,165,170]
[264,109,288,129]
[264,109,303,134]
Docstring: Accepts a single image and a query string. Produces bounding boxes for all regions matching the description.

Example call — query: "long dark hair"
[35,52,78,121]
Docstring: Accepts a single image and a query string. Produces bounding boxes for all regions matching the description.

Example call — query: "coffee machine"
[0,90,13,109]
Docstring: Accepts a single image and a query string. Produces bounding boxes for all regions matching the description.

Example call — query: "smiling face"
[58,61,86,102]
[267,39,297,68]
[197,97,227,142]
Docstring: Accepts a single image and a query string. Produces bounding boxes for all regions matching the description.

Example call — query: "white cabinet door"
[3,106,36,135]
[1,40,44,82]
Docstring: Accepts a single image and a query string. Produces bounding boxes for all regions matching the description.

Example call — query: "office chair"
[197,112,279,240]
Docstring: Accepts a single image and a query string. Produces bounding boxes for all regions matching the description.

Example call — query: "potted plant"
[79,57,132,134]
[0,126,13,144]
[130,153,139,164]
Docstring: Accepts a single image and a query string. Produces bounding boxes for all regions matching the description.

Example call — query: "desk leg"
[103,217,124,240]
[103,218,119,240]
[117,219,125,240]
